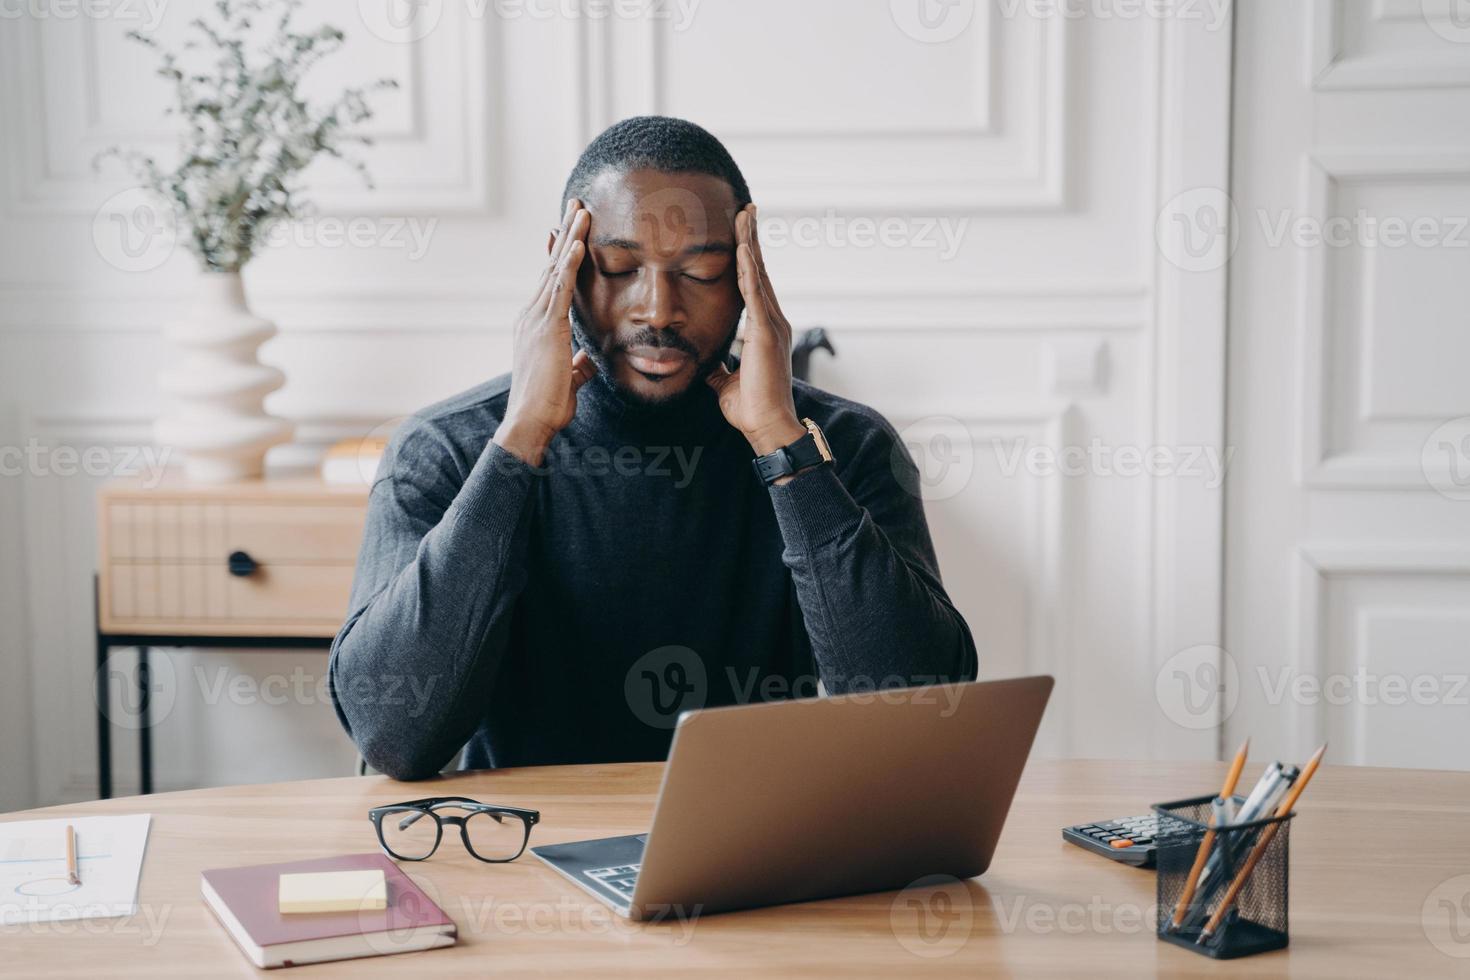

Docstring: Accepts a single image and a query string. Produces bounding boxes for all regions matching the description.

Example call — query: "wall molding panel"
[1308,0,1470,91]
[0,6,496,215]
[1296,150,1470,490]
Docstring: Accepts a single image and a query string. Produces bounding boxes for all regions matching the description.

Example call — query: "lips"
[623,345,693,377]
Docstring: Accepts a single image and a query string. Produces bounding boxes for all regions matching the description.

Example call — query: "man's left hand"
[706,203,806,457]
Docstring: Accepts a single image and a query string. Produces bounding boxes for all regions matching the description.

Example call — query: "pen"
[1168,737,1249,932]
[1197,761,1285,893]
[1198,743,1327,943]
[65,825,80,886]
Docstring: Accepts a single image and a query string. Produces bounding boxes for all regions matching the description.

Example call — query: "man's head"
[557,116,750,408]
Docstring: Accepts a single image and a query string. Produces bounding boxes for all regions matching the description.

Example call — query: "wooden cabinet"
[97,475,371,638]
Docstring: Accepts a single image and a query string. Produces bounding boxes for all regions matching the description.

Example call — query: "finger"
[736,242,767,330]
[548,238,585,321]
[746,204,765,268]
[532,200,581,300]
[539,209,588,308]
[570,348,598,390]
[704,362,735,394]
[744,205,789,344]
[549,202,585,269]
[748,203,777,299]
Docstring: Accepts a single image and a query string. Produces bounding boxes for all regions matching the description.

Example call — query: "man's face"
[562,168,743,406]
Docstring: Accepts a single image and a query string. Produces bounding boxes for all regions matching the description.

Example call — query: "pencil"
[1198,743,1327,943]
[65,824,80,886]
[1168,737,1249,932]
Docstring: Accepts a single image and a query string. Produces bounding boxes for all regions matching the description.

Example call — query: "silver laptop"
[532,675,1053,920]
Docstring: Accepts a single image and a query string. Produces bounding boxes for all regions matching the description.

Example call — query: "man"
[330,116,977,779]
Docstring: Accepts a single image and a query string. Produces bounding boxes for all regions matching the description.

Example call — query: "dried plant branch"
[95,0,397,273]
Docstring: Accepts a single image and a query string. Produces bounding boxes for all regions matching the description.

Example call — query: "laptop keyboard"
[585,863,641,899]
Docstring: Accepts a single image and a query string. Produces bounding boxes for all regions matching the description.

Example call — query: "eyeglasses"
[368,797,540,863]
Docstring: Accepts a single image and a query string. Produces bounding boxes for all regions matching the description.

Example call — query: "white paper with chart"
[0,814,152,924]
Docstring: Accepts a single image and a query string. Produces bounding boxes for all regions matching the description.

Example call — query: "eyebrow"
[590,235,734,257]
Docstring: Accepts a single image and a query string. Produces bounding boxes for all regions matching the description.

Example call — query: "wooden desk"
[3,760,1466,977]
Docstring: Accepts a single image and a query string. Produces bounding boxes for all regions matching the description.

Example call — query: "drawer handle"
[228,551,260,577]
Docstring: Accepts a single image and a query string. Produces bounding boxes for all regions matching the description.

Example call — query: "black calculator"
[1061,813,1191,868]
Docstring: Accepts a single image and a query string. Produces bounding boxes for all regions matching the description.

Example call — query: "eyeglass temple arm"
[394,801,508,832]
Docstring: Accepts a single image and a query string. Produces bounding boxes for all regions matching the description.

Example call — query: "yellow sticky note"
[277,869,387,914]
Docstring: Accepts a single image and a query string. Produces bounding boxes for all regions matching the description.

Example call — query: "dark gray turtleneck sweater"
[328,374,977,779]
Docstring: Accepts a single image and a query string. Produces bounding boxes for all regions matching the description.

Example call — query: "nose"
[627,270,686,332]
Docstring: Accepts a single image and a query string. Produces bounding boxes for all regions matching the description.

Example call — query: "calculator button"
[1109,839,1134,849]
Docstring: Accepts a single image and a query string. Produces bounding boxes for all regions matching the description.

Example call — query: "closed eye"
[682,273,721,284]
[600,268,635,278]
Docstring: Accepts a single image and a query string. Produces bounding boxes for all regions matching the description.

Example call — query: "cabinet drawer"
[107,501,364,563]
[103,562,355,636]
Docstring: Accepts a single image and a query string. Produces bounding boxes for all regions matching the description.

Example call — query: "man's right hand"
[494,199,598,465]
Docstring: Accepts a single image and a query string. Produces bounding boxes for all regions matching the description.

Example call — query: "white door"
[1225,0,1470,770]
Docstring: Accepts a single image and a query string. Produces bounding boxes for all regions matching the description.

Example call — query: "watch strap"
[752,430,828,485]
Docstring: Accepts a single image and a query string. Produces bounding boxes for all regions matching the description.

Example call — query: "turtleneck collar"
[569,370,735,449]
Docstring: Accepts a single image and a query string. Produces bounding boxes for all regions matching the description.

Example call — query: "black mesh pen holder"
[1151,794,1294,959]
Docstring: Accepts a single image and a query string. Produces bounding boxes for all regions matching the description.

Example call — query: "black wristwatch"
[752,418,834,485]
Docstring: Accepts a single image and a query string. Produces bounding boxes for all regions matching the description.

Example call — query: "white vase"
[154,271,293,482]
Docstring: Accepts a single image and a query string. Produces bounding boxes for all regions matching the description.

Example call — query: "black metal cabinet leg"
[96,630,111,801]
[138,646,152,795]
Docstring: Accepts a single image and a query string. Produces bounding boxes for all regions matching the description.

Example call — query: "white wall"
[1225,0,1470,770]
[0,0,1231,808]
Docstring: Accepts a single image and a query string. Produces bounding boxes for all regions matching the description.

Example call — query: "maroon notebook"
[200,853,456,969]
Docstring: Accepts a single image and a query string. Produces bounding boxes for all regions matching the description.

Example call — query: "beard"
[569,303,740,412]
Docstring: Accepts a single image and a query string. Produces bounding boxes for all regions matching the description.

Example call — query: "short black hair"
[561,115,751,210]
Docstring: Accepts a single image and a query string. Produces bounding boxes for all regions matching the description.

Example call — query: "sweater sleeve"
[766,412,978,692]
[328,422,539,780]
